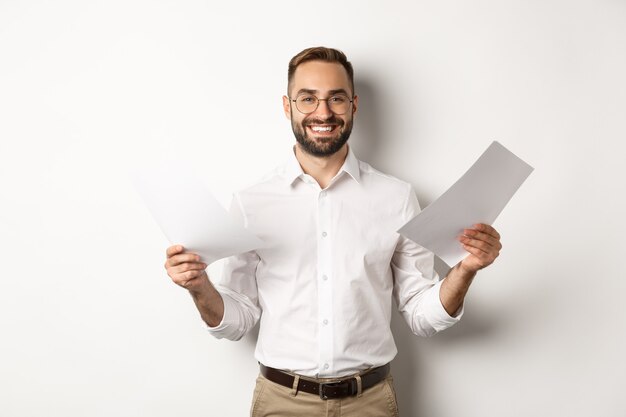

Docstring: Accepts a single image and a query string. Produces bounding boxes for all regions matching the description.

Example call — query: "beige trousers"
[250,373,400,417]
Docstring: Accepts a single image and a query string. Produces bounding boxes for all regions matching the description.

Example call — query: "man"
[164,47,501,417]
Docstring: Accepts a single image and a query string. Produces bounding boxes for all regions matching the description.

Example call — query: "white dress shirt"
[207,146,462,377]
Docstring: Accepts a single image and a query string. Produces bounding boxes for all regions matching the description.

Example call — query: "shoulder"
[357,159,413,197]
[232,162,291,207]
[351,159,419,222]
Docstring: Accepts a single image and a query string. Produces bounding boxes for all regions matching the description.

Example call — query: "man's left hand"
[457,223,502,274]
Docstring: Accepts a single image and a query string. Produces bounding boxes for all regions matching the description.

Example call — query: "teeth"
[310,126,333,132]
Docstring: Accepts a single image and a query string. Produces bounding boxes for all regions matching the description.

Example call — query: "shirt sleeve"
[205,193,262,341]
[391,185,464,337]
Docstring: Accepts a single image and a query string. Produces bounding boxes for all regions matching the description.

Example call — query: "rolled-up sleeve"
[206,193,262,341]
[391,186,463,337]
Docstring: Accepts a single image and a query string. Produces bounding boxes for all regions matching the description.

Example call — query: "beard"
[291,114,353,157]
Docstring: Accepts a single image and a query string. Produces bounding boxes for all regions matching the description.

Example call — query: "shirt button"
[323,363,329,370]
[320,191,327,198]
[323,319,328,325]
[322,231,327,238]
[322,275,328,281]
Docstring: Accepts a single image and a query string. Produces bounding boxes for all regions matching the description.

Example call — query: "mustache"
[303,116,344,126]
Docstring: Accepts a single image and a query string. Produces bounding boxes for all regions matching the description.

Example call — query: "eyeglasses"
[291,94,354,115]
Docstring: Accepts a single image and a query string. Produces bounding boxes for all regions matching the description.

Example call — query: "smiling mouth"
[306,124,338,134]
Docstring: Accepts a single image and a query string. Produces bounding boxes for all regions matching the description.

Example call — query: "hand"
[164,245,209,292]
[457,223,502,274]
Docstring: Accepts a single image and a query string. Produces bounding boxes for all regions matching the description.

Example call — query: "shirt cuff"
[204,292,238,338]
[421,279,464,331]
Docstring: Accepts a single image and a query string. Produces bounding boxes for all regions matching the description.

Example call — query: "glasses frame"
[290,94,354,115]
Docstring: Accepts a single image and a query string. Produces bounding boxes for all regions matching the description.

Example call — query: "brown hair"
[287,46,354,96]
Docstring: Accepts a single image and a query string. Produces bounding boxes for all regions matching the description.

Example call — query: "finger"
[459,238,491,256]
[462,229,502,250]
[172,270,204,286]
[461,238,500,262]
[171,262,207,274]
[166,245,185,257]
[462,243,499,267]
[166,253,202,267]
[472,223,500,240]
[462,244,488,258]
[460,231,501,254]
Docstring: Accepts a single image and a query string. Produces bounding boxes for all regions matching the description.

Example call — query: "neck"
[294,143,349,189]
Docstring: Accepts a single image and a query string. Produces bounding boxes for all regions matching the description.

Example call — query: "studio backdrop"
[1,1,624,416]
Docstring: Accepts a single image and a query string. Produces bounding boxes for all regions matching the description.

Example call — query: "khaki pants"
[250,373,400,417]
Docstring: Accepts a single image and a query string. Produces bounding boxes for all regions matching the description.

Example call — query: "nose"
[312,99,333,118]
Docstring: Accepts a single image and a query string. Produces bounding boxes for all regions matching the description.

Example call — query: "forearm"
[188,274,225,327]
[439,222,502,315]
[440,264,476,316]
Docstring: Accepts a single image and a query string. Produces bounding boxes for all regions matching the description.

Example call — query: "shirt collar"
[341,146,361,183]
[284,145,361,186]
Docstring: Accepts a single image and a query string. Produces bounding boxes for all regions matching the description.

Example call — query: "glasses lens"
[296,95,318,114]
[327,95,350,115]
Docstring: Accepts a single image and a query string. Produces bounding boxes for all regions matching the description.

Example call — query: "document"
[398,141,533,267]
[130,160,264,265]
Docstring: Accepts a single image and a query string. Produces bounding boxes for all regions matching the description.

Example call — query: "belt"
[259,363,391,400]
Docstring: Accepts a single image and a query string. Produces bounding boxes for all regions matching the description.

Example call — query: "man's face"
[283,60,358,157]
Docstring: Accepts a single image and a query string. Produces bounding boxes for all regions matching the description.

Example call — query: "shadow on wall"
[353,75,509,416]
[390,285,509,417]
[353,74,434,211]
[351,77,383,169]
[242,321,260,351]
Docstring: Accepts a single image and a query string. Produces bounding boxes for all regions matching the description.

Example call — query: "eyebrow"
[295,88,351,96]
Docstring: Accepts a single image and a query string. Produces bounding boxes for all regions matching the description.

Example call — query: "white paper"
[398,141,533,267]
[130,160,264,265]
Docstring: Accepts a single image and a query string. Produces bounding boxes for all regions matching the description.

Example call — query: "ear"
[352,95,359,116]
[282,95,291,119]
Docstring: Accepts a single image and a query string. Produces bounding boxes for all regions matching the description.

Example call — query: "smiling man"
[164,47,502,417]
[286,59,355,159]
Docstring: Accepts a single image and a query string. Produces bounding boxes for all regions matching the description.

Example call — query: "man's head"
[283,47,358,157]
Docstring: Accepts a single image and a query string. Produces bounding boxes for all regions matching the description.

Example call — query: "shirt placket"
[316,188,334,376]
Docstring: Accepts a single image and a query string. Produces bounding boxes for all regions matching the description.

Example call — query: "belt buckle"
[319,378,357,400]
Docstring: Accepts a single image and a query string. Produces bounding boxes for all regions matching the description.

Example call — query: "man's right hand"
[164,245,225,327]
[164,245,210,294]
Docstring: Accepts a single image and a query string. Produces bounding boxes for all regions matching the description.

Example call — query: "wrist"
[453,263,477,285]
[187,272,211,298]
[458,260,479,277]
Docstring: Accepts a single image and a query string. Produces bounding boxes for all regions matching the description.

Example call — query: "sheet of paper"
[398,141,534,267]
[130,160,264,265]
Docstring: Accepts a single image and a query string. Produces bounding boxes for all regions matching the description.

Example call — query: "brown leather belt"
[259,363,391,400]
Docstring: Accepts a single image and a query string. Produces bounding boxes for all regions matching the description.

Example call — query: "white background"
[1,1,625,416]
